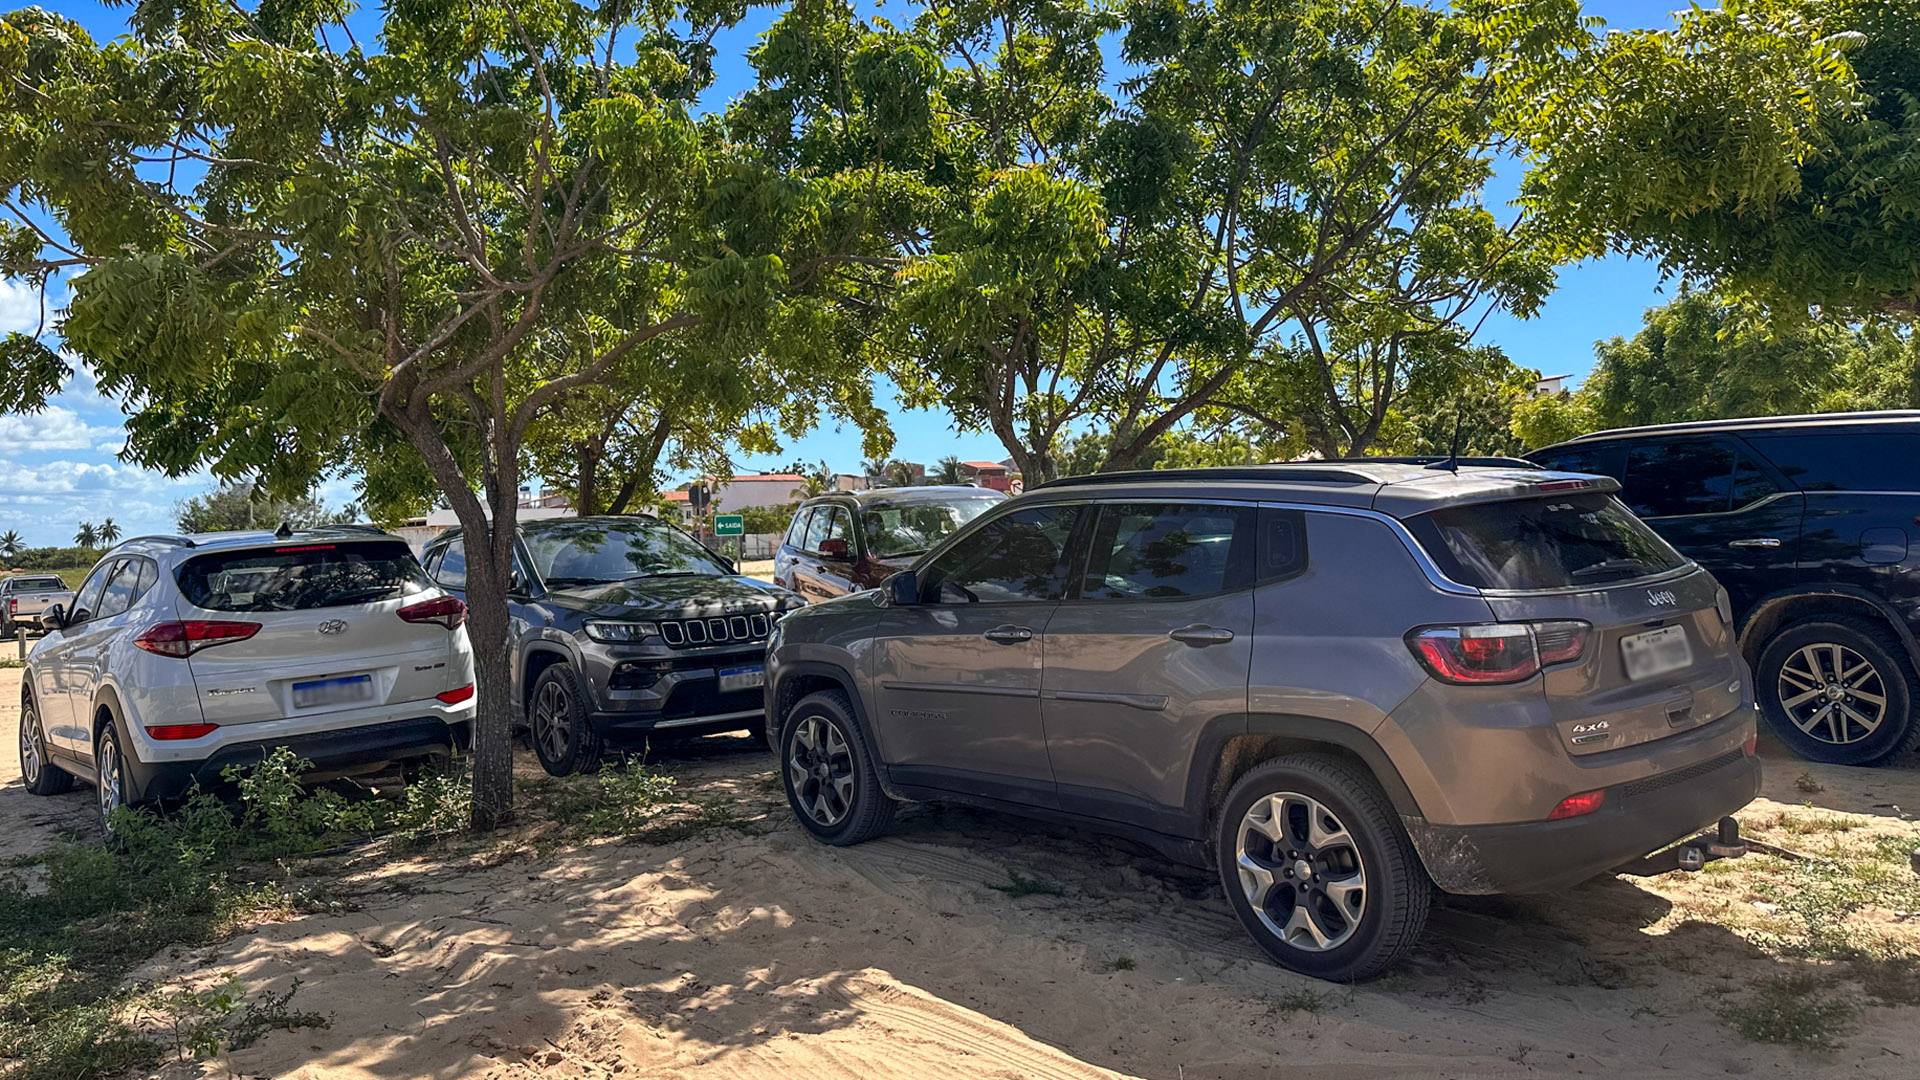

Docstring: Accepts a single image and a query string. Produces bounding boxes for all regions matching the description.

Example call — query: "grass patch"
[989,871,1065,898]
[1721,973,1859,1050]
[1099,955,1135,973]
[1795,772,1823,794]
[1262,988,1324,1017]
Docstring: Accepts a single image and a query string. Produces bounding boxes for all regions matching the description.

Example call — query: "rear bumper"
[1405,744,1762,895]
[128,717,470,803]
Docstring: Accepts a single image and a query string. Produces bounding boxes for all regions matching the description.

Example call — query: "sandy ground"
[4,665,1920,1078]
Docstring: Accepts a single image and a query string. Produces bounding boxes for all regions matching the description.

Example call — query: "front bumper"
[1405,742,1762,895]
[585,646,767,740]
[127,716,471,803]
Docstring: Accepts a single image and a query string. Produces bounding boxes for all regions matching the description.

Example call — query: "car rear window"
[1404,493,1688,591]
[8,576,66,591]
[178,540,432,611]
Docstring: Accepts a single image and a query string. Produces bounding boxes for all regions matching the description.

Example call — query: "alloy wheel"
[787,715,855,827]
[97,734,123,821]
[532,679,571,763]
[1234,791,1368,952]
[1778,642,1886,746]
[18,707,41,787]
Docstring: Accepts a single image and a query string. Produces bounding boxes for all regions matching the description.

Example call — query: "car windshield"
[523,519,729,585]
[1404,493,1688,591]
[178,540,432,611]
[861,496,1004,559]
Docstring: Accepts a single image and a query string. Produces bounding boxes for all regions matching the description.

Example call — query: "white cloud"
[0,278,49,336]
[0,460,216,546]
[0,407,125,453]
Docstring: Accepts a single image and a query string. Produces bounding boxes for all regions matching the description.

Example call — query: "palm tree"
[97,517,122,544]
[799,459,834,498]
[860,457,891,484]
[885,460,918,488]
[933,456,967,485]
[74,522,98,548]
[0,530,23,561]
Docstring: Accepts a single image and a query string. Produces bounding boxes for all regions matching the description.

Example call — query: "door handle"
[1169,624,1236,646]
[1728,538,1782,549]
[983,625,1034,644]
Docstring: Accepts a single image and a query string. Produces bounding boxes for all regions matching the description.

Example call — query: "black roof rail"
[1030,465,1380,491]
[1314,455,1543,469]
[1567,409,1920,442]
[305,523,392,536]
[120,534,197,548]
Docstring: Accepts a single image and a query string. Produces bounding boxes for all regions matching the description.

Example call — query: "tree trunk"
[461,526,517,830]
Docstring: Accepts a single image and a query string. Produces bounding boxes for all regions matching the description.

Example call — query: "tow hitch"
[1616,816,1751,878]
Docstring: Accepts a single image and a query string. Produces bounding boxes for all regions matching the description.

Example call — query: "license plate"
[1621,625,1692,681]
[718,665,765,694]
[291,674,375,709]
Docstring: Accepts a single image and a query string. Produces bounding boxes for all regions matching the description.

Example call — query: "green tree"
[1526,0,1907,317]
[1510,390,1602,450]
[0,530,22,560]
[932,456,966,485]
[1,1,907,826]
[175,483,347,534]
[72,523,96,548]
[96,517,121,545]
[885,460,919,488]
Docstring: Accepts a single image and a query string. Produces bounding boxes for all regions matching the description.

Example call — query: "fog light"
[1547,789,1606,820]
[146,723,218,740]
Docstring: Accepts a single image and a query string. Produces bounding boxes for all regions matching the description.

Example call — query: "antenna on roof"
[1429,409,1464,472]
[273,522,294,539]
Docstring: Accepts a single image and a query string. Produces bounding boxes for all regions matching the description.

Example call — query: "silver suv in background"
[764,463,1761,980]
[18,528,475,825]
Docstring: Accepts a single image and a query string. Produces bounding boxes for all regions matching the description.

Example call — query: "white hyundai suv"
[16,526,475,824]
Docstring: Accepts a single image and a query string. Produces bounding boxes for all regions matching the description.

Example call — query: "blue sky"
[0,0,1680,547]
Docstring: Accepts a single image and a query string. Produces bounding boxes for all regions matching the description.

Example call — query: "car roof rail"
[120,534,197,548]
[1030,464,1380,491]
[1314,455,1543,469]
[1567,409,1920,442]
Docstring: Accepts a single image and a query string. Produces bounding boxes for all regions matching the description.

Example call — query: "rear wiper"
[1571,559,1651,580]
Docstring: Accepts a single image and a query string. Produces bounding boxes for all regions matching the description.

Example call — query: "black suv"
[421,516,801,775]
[1530,411,1920,765]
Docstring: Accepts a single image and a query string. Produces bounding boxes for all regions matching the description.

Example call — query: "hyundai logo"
[1647,589,1678,607]
[317,619,349,635]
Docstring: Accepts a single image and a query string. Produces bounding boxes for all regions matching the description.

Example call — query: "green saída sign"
[713,514,745,537]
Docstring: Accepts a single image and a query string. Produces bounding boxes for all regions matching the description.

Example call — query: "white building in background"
[1533,374,1571,398]
[708,473,808,512]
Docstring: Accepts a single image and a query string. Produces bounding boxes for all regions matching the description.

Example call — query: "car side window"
[69,560,116,623]
[1078,503,1253,600]
[133,557,158,600]
[1624,440,1738,518]
[94,559,143,620]
[1730,448,1783,509]
[785,508,814,548]
[1259,508,1309,582]
[921,504,1081,604]
[1535,444,1623,481]
[801,508,832,554]
[434,541,468,589]
[820,506,852,550]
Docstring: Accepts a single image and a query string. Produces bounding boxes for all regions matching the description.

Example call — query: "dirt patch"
[4,665,1919,1078]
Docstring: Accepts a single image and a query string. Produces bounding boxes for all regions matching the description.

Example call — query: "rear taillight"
[134,621,261,658]
[436,684,475,705]
[1407,621,1591,685]
[146,723,218,740]
[1548,789,1606,820]
[399,595,466,630]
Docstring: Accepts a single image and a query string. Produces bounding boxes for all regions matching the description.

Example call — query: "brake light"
[134,621,261,658]
[398,595,466,629]
[146,723,218,740]
[1535,479,1592,492]
[1548,789,1606,820]
[436,684,475,705]
[274,544,335,552]
[1407,621,1590,685]
[1743,732,1758,757]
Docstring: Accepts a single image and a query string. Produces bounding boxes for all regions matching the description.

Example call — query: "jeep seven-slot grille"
[657,611,778,648]
[1622,749,1744,798]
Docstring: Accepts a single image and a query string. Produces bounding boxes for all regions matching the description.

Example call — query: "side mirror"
[507,570,530,596]
[884,570,920,607]
[41,603,64,630]
[819,537,850,559]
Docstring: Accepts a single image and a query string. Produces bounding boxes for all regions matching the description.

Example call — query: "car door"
[1619,437,1804,615]
[429,536,539,708]
[60,557,154,753]
[773,507,815,590]
[868,502,1083,808]
[34,561,115,753]
[1041,502,1256,832]
[810,505,859,597]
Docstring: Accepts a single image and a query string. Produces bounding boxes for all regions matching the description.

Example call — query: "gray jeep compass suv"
[764,463,1761,980]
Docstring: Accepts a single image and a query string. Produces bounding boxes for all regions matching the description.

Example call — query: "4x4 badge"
[317,619,349,635]
[1647,589,1678,607]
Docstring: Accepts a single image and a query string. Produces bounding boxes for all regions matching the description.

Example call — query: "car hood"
[544,574,799,619]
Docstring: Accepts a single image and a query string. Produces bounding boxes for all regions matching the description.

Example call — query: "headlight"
[585,620,660,643]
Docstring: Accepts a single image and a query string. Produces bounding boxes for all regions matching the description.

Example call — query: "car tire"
[18,689,73,796]
[1757,617,1920,766]
[528,663,604,777]
[0,614,13,641]
[95,723,130,832]
[779,690,893,845]
[1215,754,1431,982]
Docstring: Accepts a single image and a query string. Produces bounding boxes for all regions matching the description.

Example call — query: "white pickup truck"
[1,574,77,640]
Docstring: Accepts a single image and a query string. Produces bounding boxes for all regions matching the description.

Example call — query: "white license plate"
[718,665,765,694]
[291,674,375,708]
[1621,625,1692,681]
